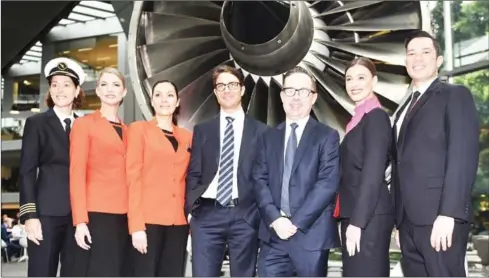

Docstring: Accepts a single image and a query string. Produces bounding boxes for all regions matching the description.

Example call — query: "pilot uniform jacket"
[70,110,128,226]
[126,118,192,234]
[19,108,76,222]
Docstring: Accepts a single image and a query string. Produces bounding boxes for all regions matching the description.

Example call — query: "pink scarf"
[345,95,382,134]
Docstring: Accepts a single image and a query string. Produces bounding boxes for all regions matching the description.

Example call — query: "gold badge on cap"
[57,62,67,70]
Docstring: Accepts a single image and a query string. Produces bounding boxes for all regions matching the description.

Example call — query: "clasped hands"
[271,217,297,240]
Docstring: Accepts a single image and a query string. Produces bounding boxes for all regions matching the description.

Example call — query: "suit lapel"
[46,109,68,147]
[276,123,285,183]
[291,118,318,174]
[209,115,221,166]
[149,118,190,163]
[173,126,191,163]
[398,79,441,150]
[95,111,126,154]
[238,116,255,171]
[149,118,175,156]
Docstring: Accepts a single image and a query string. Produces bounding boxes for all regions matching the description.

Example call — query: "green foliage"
[431,0,488,54]
[453,70,489,197]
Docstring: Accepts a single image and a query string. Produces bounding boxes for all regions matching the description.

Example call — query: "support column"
[443,1,453,72]
[39,41,56,112]
[116,32,138,124]
[2,77,14,112]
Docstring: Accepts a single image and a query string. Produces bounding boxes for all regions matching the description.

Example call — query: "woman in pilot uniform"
[18,57,85,277]
[126,80,192,277]
[335,57,394,277]
[69,67,131,276]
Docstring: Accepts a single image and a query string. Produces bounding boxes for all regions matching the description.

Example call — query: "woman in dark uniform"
[126,80,192,276]
[18,57,85,277]
[69,67,131,276]
[334,57,394,277]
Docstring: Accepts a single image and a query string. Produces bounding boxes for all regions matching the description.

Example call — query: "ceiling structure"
[3,1,117,72]
[1,1,78,74]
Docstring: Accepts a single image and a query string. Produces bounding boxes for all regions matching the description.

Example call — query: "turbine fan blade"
[128,1,427,132]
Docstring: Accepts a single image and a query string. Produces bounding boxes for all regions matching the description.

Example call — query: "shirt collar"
[286,115,310,129]
[52,106,75,121]
[220,107,245,122]
[413,76,437,96]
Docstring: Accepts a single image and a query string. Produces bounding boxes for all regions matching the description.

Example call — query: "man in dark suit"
[186,65,268,276]
[392,30,480,276]
[252,66,341,276]
[19,57,85,277]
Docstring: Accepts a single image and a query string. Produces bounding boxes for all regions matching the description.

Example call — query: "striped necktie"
[216,116,235,206]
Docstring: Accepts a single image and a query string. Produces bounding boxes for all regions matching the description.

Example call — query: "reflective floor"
[2,251,487,277]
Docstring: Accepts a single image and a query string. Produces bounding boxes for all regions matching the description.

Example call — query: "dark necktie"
[281,122,298,217]
[407,91,421,113]
[64,118,71,139]
[216,116,235,206]
[393,91,421,128]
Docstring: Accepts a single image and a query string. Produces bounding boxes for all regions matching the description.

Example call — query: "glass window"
[1,118,26,141]
[54,35,118,82]
[431,1,489,70]
[11,75,40,112]
[1,166,19,193]
[77,91,101,112]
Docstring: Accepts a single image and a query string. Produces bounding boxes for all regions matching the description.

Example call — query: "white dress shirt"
[201,108,245,199]
[53,106,75,131]
[395,77,437,138]
[283,116,310,157]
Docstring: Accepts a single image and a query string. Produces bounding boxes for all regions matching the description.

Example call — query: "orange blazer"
[70,110,128,226]
[126,118,192,234]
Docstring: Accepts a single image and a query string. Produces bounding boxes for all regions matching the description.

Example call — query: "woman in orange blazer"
[126,80,192,277]
[69,67,130,276]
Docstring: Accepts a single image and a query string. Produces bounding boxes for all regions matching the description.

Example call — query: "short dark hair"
[404,30,441,57]
[212,65,244,87]
[45,76,85,109]
[283,66,317,92]
[345,57,377,76]
[150,80,179,125]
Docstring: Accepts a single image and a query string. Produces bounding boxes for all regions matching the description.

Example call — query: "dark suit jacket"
[338,108,394,229]
[252,118,341,251]
[185,114,269,229]
[18,108,77,223]
[392,78,480,227]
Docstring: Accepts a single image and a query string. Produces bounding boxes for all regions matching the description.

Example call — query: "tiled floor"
[2,257,487,277]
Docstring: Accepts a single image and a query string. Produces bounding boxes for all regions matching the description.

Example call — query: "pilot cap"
[44,57,86,85]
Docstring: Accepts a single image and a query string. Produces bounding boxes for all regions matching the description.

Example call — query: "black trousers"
[340,214,395,277]
[399,211,470,277]
[27,215,77,277]
[71,212,131,277]
[131,224,189,277]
